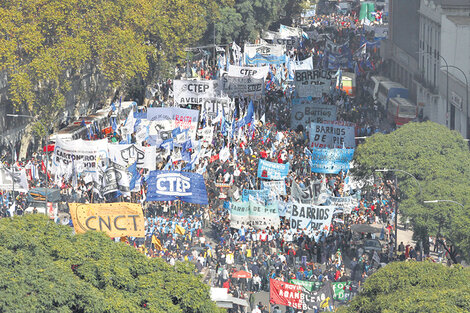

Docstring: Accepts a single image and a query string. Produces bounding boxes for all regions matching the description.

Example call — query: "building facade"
[384,0,421,104]
[416,0,470,137]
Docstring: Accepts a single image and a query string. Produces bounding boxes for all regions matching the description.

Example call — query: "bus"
[338,72,356,97]
[50,101,136,142]
[369,75,389,100]
[387,96,417,126]
[376,81,409,109]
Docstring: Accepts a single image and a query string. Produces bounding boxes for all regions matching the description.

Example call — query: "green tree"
[209,0,307,44]
[0,0,214,132]
[337,261,470,313]
[351,122,470,262]
[0,214,221,313]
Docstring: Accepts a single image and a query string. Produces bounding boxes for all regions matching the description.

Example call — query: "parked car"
[362,239,383,254]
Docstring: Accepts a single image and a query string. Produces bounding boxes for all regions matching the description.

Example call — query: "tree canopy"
[351,121,470,262]
[0,214,220,313]
[0,0,215,129]
[337,261,470,313]
[212,0,308,44]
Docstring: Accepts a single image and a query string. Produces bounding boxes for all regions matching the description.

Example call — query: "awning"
[210,288,249,308]
[232,270,252,279]
[350,223,381,234]
[27,187,62,203]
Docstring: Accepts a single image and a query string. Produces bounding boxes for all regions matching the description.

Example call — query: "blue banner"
[245,54,287,65]
[310,148,354,174]
[310,161,350,174]
[257,159,290,180]
[327,52,353,70]
[146,171,208,205]
[242,189,270,202]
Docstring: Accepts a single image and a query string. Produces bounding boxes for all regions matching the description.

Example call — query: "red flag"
[210,154,219,163]
[26,169,32,181]
[41,160,46,173]
[269,279,303,310]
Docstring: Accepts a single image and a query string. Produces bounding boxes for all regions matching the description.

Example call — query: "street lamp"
[423,199,464,209]
[375,168,422,258]
[375,168,422,198]
[7,114,50,211]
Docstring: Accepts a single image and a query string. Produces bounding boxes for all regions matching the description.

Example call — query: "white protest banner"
[230,201,250,229]
[173,80,218,105]
[291,180,317,204]
[0,168,29,192]
[262,30,278,41]
[244,43,287,65]
[198,126,214,143]
[52,138,108,174]
[146,108,173,142]
[328,196,358,214]
[294,69,335,98]
[134,119,150,143]
[97,160,131,196]
[200,96,234,119]
[249,202,280,229]
[291,98,337,130]
[228,65,269,80]
[147,107,200,142]
[244,43,285,58]
[230,201,280,229]
[293,56,313,71]
[273,36,300,49]
[279,24,303,38]
[309,121,356,149]
[107,144,156,171]
[261,180,286,196]
[290,201,334,232]
[220,71,265,96]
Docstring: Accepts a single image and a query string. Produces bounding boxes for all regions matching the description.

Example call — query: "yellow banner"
[69,202,145,238]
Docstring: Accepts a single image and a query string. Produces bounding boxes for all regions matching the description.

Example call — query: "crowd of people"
[0,4,438,313]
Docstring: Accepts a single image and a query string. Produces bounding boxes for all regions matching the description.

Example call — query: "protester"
[1,5,432,312]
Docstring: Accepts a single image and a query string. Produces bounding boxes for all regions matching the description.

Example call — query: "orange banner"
[69,202,145,238]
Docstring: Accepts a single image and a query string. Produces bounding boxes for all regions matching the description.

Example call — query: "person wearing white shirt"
[251,307,261,313]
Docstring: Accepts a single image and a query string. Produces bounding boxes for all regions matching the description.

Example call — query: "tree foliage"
[0,214,221,313]
[351,122,470,262]
[211,0,307,44]
[337,261,470,313]
[0,0,214,129]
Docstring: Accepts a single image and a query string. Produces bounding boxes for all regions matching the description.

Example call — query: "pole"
[11,142,15,209]
[44,131,49,211]
[394,174,398,259]
[213,23,216,67]
[444,59,449,127]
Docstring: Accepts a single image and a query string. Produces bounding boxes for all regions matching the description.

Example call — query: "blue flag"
[172,127,182,138]
[128,161,141,190]
[244,100,254,125]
